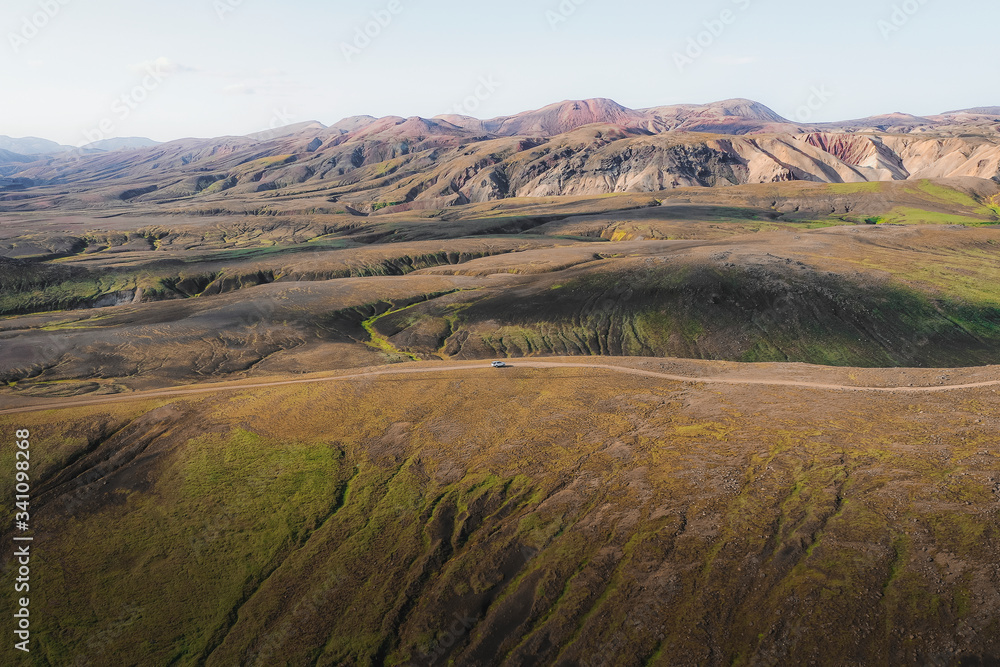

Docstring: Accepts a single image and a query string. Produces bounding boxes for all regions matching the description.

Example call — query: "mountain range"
[0,135,162,155]
[1,98,998,211]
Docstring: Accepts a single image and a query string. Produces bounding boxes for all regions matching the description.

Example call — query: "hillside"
[2,359,999,665]
[0,179,998,404]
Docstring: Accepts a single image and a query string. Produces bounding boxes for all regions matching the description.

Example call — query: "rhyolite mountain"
[2,98,998,212]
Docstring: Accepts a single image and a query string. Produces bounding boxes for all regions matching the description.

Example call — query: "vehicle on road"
[491,361,507,368]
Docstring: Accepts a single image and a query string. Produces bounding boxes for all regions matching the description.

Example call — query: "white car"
[491,361,507,368]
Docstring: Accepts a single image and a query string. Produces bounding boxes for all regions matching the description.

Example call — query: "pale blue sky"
[1,0,993,146]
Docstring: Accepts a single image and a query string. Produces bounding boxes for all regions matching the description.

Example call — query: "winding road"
[1,360,999,416]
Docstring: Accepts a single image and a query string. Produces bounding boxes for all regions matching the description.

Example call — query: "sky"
[0,0,994,146]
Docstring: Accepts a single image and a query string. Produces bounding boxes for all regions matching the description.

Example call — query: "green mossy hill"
[371,262,1000,368]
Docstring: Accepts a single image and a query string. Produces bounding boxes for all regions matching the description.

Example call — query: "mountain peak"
[0,135,73,155]
[341,98,793,141]
[247,121,326,142]
[482,98,636,137]
[705,98,788,122]
[547,97,628,111]
[82,137,163,152]
[942,106,1000,116]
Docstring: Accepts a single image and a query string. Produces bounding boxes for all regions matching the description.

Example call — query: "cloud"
[128,57,198,75]
[260,67,285,77]
[223,83,256,95]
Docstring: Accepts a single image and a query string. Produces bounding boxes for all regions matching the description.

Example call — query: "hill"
[2,359,999,665]
[1,179,999,401]
[81,136,162,152]
[0,135,72,155]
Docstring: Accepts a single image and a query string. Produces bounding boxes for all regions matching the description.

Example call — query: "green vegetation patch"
[29,428,349,665]
[371,262,1000,368]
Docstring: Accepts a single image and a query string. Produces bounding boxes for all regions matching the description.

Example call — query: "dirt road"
[2,359,999,415]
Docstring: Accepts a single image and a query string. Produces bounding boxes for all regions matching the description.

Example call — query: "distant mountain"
[439,98,640,136]
[436,98,1000,138]
[0,148,40,178]
[81,137,162,152]
[346,115,477,142]
[0,148,32,162]
[636,98,798,134]
[247,122,326,142]
[435,98,799,137]
[4,97,999,210]
[326,116,379,134]
[942,106,1000,116]
[0,135,72,155]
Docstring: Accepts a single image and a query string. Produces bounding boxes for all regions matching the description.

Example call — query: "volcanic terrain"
[1,98,999,666]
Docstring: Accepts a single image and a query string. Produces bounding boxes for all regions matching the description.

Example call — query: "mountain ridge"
[2,97,998,211]
[6,97,1000,152]
[0,135,73,155]
[81,137,163,152]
